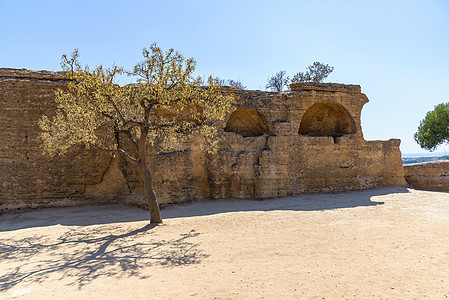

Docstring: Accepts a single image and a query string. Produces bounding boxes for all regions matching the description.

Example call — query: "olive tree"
[414,102,449,151]
[39,44,233,223]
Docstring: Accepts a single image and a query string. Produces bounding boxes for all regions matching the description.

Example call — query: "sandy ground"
[1,187,449,299]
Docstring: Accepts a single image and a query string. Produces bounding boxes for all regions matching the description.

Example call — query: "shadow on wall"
[224,108,268,137]
[299,101,356,137]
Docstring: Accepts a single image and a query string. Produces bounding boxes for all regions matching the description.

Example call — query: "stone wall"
[404,161,449,191]
[0,69,406,211]
[0,69,115,210]
[198,83,405,201]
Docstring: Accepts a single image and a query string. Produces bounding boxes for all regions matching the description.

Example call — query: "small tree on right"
[414,103,449,151]
[291,62,334,83]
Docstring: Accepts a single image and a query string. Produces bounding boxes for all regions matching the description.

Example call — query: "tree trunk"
[141,163,162,223]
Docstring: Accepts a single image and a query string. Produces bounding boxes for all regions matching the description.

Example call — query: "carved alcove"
[299,101,356,137]
[224,108,268,137]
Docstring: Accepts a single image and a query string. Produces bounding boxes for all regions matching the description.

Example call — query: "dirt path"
[1,187,449,299]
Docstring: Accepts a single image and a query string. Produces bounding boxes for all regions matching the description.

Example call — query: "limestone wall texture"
[0,69,115,210]
[0,68,406,211]
[404,161,449,191]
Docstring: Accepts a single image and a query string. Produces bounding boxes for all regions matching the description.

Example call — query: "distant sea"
[402,152,447,158]
[402,152,449,164]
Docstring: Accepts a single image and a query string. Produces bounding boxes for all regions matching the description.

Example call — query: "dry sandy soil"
[1,187,449,299]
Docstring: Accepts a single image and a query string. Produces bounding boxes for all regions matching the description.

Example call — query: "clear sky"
[1,0,448,154]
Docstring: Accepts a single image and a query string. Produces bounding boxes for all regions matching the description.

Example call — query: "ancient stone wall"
[202,83,405,201]
[0,69,406,211]
[0,69,115,210]
[404,161,449,191]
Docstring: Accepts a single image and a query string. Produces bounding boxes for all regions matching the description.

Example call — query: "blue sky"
[1,0,448,154]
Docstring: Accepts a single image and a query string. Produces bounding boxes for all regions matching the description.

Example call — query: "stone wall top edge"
[0,68,67,81]
[290,82,361,93]
[365,139,401,146]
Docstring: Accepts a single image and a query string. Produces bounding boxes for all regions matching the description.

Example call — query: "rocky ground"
[1,187,448,299]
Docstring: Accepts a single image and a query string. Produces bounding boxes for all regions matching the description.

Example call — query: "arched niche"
[299,101,356,137]
[224,108,268,137]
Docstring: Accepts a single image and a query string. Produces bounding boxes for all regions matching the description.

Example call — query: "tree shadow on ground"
[0,224,208,292]
[161,186,410,220]
[0,186,409,292]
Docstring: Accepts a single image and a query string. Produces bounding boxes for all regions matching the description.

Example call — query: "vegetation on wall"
[213,77,247,90]
[266,62,334,92]
[265,70,290,92]
[291,62,334,83]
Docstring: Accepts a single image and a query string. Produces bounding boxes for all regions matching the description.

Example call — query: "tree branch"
[89,143,140,165]
[102,112,114,120]
[122,120,144,131]
[106,95,127,124]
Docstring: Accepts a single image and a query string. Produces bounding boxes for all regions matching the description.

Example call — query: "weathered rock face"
[0,69,116,210]
[0,69,406,211]
[203,84,405,200]
[404,161,449,191]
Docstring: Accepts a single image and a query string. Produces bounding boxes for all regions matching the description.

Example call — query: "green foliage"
[266,70,290,92]
[414,103,449,151]
[291,62,334,83]
[39,43,234,158]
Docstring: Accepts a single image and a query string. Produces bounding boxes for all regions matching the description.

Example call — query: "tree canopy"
[414,102,449,151]
[39,44,234,223]
[291,62,334,83]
